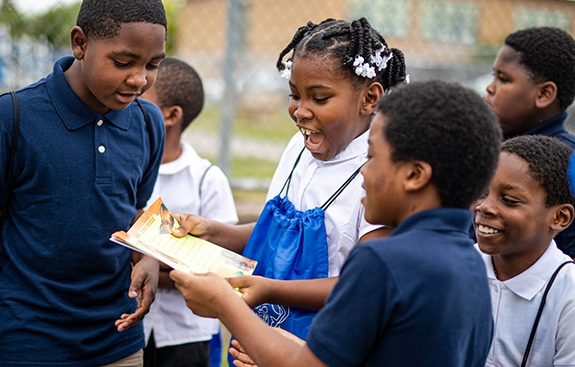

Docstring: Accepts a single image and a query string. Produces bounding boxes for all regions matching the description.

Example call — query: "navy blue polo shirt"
[0,56,165,366]
[519,112,575,257]
[307,209,493,367]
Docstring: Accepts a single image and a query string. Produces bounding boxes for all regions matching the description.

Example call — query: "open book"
[110,197,257,278]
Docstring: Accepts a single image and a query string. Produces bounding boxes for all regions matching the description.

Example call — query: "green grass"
[192,106,298,142]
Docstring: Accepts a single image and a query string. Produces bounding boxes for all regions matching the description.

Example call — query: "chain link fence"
[2,0,575,217]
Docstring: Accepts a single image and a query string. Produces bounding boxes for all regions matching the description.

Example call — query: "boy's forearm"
[265,277,338,311]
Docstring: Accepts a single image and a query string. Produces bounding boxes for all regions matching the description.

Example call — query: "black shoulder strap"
[521,260,575,367]
[321,163,364,211]
[1,91,19,240]
[279,147,306,197]
[198,164,214,217]
[136,98,154,161]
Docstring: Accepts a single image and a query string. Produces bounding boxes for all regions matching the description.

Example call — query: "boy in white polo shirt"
[474,135,575,367]
[140,57,238,367]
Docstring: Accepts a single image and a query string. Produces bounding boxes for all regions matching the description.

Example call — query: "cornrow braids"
[276,17,407,91]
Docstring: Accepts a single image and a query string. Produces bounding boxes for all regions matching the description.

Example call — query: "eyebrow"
[111,51,166,60]
[501,183,525,193]
[289,81,333,91]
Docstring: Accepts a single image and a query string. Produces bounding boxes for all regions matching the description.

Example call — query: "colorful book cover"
[110,197,257,278]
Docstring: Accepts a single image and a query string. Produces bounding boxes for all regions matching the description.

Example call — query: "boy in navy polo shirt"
[485,27,575,257]
[169,80,500,367]
[0,0,166,366]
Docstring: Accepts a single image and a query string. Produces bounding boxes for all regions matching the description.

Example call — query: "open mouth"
[300,128,322,148]
[116,92,138,104]
[476,224,502,234]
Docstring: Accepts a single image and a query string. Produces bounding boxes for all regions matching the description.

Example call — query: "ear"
[161,105,184,127]
[70,26,88,60]
[535,81,558,109]
[403,160,433,192]
[550,203,574,233]
[360,82,384,115]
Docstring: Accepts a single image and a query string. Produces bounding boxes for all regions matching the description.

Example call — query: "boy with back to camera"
[486,26,575,257]
[474,135,575,366]
[140,57,238,367]
[0,0,167,365]
[169,80,501,367]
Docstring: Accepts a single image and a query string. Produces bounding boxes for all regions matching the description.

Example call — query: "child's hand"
[170,270,237,318]
[115,255,159,331]
[228,275,273,309]
[230,339,259,367]
[171,213,211,239]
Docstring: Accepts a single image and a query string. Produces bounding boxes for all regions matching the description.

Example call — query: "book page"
[111,198,257,278]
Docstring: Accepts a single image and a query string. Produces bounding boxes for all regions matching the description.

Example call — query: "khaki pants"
[100,350,143,367]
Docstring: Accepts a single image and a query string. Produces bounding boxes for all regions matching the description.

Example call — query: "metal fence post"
[219,0,244,177]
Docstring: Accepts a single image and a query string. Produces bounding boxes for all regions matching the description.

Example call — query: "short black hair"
[76,0,167,39]
[378,80,501,209]
[505,27,575,110]
[153,57,204,131]
[502,135,574,207]
[277,18,407,90]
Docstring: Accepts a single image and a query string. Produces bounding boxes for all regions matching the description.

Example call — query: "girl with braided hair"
[172,17,407,341]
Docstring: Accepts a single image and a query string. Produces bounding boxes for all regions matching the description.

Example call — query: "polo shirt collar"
[391,208,474,237]
[159,143,196,175]
[322,129,369,165]
[480,240,564,301]
[46,56,130,131]
[520,112,568,139]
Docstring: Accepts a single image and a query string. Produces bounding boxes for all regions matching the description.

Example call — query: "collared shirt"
[523,112,575,148]
[0,56,165,366]
[143,142,237,348]
[266,131,380,277]
[476,241,575,367]
[308,209,493,367]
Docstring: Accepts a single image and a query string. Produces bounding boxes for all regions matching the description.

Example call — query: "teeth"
[300,128,318,146]
[477,224,501,234]
[300,128,312,136]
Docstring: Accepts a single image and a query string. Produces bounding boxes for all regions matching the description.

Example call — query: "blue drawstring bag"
[243,194,329,339]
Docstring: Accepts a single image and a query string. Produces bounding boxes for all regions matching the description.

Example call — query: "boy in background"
[170,80,500,367]
[485,26,575,257]
[140,57,238,367]
[0,0,166,365]
[475,135,575,366]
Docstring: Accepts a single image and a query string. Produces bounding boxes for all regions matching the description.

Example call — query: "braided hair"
[276,18,407,90]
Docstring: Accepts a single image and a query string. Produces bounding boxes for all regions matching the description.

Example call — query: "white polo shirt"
[475,241,575,367]
[143,142,238,347]
[267,131,380,277]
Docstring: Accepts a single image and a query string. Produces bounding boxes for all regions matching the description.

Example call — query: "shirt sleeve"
[306,245,400,367]
[554,275,575,366]
[199,165,238,225]
[136,99,165,209]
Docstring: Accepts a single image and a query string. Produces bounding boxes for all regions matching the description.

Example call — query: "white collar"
[478,240,569,301]
[159,142,198,175]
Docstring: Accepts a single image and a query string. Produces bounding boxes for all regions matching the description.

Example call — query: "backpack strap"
[198,164,214,217]
[1,91,19,240]
[136,98,154,161]
[521,260,575,367]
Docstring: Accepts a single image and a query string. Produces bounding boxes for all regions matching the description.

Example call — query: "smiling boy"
[474,135,575,366]
[0,0,166,366]
[169,80,501,367]
[485,27,575,256]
